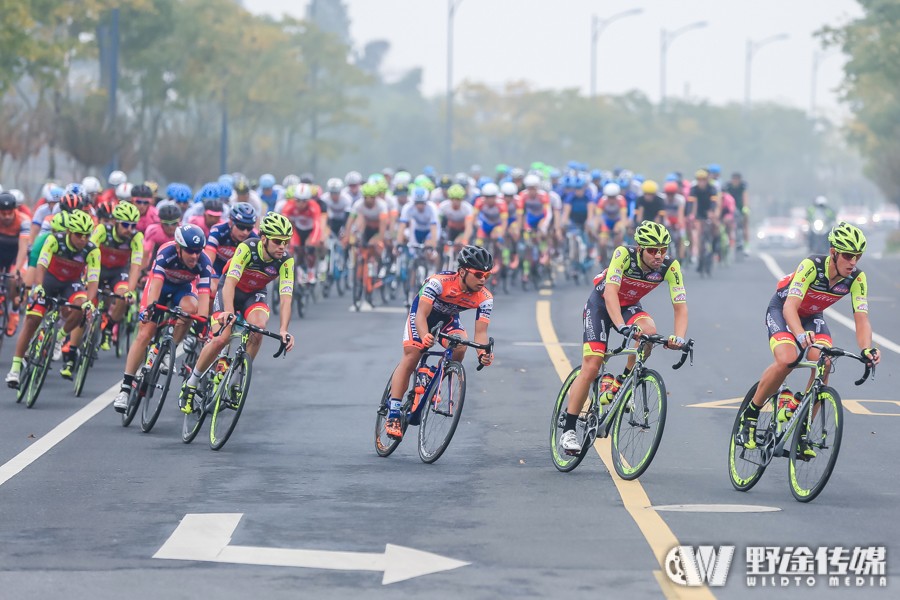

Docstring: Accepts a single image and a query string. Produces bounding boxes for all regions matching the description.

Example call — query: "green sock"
[11,357,22,371]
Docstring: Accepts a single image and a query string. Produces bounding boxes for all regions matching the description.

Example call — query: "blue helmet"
[173,184,192,203]
[566,160,580,171]
[199,183,220,201]
[230,202,257,226]
[218,182,233,199]
[590,169,603,180]
[412,187,429,203]
[664,172,679,182]
[259,173,276,189]
[422,165,436,177]
[174,224,207,250]
[708,163,721,175]
[217,174,234,187]
[165,183,177,199]
[574,176,587,189]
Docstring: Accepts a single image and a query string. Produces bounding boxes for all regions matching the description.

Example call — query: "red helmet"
[663,182,679,194]
[60,193,83,212]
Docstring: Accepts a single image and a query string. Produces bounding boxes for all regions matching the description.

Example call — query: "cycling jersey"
[142,223,174,260]
[187,213,224,237]
[473,197,509,227]
[724,181,747,211]
[224,238,294,295]
[321,192,352,220]
[597,246,685,306]
[90,223,144,270]
[150,241,214,293]
[207,222,259,275]
[340,188,362,207]
[0,212,30,269]
[37,233,101,284]
[598,195,626,221]
[350,198,388,230]
[404,271,493,349]
[137,206,160,233]
[438,200,473,231]
[636,194,666,223]
[399,202,439,232]
[773,255,867,318]
[689,184,718,220]
[563,189,594,226]
[31,203,59,233]
[516,191,550,218]
[663,194,685,226]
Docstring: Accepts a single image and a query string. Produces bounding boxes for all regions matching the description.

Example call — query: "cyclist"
[232,176,265,218]
[0,192,30,336]
[142,204,182,271]
[282,183,324,283]
[344,182,388,249]
[321,177,351,238]
[662,181,687,261]
[724,172,749,256]
[131,184,159,233]
[5,210,100,386]
[178,213,295,413]
[559,221,688,454]
[806,195,836,252]
[397,187,439,253]
[385,245,495,439]
[205,202,259,296]
[735,222,880,457]
[597,182,628,247]
[687,169,719,265]
[189,198,225,237]
[473,183,509,243]
[438,183,474,250]
[90,201,144,351]
[634,180,666,225]
[257,174,279,214]
[112,224,214,412]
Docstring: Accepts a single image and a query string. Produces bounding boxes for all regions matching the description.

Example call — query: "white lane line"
[512,341,581,347]
[758,252,900,355]
[0,381,119,488]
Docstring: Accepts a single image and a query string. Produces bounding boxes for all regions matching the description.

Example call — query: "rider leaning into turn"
[385,245,495,440]
[735,221,880,457]
[178,212,295,414]
[560,221,689,454]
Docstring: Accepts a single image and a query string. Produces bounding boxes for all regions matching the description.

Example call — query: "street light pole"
[660,21,708,112]
[591,8,643,98]
[744,33,789,111]
[445,0,463,174]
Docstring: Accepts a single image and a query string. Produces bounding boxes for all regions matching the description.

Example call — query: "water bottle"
[414,366,430,396]
[776,388,799,422]
[144,344,158,369]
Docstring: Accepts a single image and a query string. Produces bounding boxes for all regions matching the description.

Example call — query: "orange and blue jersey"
[207,222,259,276]
[150,241,214,294]
[405,271,493,348]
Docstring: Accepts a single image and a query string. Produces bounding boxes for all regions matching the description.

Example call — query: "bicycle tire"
[550,366,599,473]
[788,386,843,503]
[352,256,364,311]
[209,353,252,451]
[182,375,212,443]
[418,361,466,464]
[374,374,404,457]
[610,369,667,480]
[24,324,55,409]
[121,369,144,428]
[141,340,176,433]
[0,294,7,354]
[74,313,102,397]
[728,382,774,492]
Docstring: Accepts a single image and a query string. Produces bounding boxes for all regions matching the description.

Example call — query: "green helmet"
[50,211,69,233]
[362,182,379,197]
[828,221,867,253]
[283,185,296,200]
[447,184,466,200]
[634,220,671,247]
[413,175,435,192]
[112,201,140,223]
[67,210,95,235]
[259,212,293,238]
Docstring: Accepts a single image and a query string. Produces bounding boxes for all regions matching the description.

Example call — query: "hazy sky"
[247,0,860,118]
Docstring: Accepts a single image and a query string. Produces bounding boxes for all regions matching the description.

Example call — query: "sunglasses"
[181,247,203,255]
[134,199,151,205]
[642,247,667,256]
[69,232,90,239]
[161,220,179,227]
[268,238,291,246]
[837,251,862,261]
[467,269,490,279]
[234,223,255,232]
[118,222,138,229]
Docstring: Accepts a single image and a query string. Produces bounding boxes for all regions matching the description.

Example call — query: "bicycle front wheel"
[209,354,252,451]
[611,369,667,480]
[182,376,212,444]
[141,341,176,433]
[418,361,466,464]
[549,367,601,472]
[24,326,55,409]
[374,374,403,457]
[788,386,843,503]
[728,382,775,492]
[74,314,102,397]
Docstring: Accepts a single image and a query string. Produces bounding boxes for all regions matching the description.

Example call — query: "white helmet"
[115,182,133,200]
[500,182,518,196]
[81,176,102,194]
[326,178,344,193]
[108,170,127,187]
[523,174,541,188]
[9,189,25,206]
[282,174,300,188]
[393,171,412,187]
[295,183,313,200]
[345,171,363,186]
[481,183,499,197]
[603,182,621,197]
[815,195,828,206]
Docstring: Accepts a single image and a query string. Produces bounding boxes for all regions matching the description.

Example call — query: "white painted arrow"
[153,513,469,585]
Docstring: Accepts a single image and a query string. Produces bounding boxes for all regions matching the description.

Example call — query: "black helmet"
[457,245,493,271]
[158,203,183,224]
[0,192,16,210]
[130,184,153,200]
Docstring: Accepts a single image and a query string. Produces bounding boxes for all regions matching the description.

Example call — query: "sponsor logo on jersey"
[647,272,663,282]
[674,293,686,302]
[831,283,849,294]
[264,265,277,275]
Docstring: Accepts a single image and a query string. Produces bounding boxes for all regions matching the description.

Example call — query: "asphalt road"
[0,240,897,599]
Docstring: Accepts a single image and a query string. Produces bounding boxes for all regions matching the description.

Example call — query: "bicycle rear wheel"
[74,314,102,397]
[728,382,775,492]
[611,369,667,480]
[550,367,600,472]
[788,386,843,502]
[374,374,404,457]
[182,376,212,443]
[209,354,252,450]
[24,325,55,409]
[141,340,176,433]
[418,361,466,464]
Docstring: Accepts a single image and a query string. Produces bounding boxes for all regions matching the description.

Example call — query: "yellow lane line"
[536,300,714,600]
